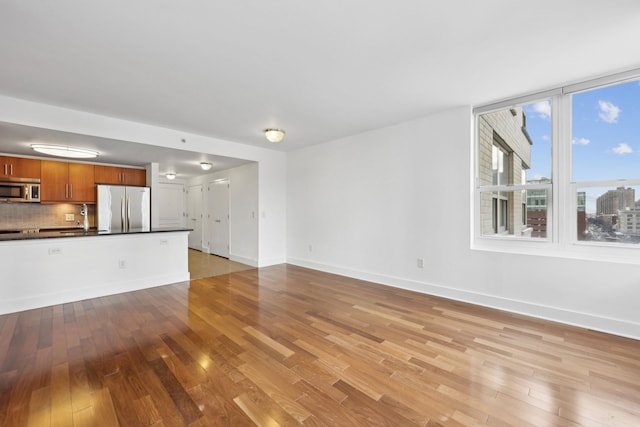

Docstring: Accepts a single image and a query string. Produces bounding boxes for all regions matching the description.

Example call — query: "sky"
[523,79,640,213]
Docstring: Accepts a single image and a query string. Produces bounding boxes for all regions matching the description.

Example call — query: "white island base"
[0,230,190,315]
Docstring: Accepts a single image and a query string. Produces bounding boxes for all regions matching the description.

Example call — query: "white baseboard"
[287,257,640,341]
[258,256,287,267]
[230,253,259,267]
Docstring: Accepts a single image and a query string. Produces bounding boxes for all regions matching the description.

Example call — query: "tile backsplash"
[0,203,95,230]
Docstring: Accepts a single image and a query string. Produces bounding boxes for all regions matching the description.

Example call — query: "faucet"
[80,204,89,232]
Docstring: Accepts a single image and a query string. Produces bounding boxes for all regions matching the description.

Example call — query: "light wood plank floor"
[188,249,254,280]
[1,264,639,426]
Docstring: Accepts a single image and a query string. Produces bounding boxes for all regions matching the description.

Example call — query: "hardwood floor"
[187,249,254,280]
[1,264,639,426]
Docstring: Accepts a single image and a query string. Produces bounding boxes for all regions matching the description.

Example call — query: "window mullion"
[555,93,572,246]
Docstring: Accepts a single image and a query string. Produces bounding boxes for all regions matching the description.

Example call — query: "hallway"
[187,249,254,279]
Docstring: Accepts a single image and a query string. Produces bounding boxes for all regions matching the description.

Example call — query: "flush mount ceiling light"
[264,128,285,143]
[200,162,213,171]
[165,172,176,180]
[31,144,99,159]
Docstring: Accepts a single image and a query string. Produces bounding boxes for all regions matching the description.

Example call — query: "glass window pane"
[480,189,549,239]
[526,188,549,238]
[491,145,500,185]
[572,80,640,182]
[479,101,552,187]
[578,185,640,244]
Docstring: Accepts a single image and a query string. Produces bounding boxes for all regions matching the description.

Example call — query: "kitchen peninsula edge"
[0,227,191,241]
[0,228,191,315]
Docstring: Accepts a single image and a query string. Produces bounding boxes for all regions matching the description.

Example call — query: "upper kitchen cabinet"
[0,156,41,179]
[95,165,146,186]
[41,160,95,203]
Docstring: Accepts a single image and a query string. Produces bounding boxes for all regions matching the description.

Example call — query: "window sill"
[472,237,640,266]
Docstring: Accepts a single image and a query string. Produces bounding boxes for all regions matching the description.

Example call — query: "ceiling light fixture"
[200,162,213,171]
[264,128,285,143]
[165,172,176,180]
[31,144,99,159]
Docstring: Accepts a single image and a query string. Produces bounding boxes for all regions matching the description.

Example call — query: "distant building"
[526,178,550,238]
[617,208,640,236]
[524,182,585,240]
[597,187,635,216]
[577,192,587,240]
[526,179,549,211]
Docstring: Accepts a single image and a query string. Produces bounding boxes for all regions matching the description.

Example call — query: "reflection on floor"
[188,249,254,279]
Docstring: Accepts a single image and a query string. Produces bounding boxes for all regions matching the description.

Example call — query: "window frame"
[471,68,640,265]
[474,95,556,243]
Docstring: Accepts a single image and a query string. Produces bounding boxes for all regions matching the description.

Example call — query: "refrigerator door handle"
[127,196,131,231]
[121,195,125,231]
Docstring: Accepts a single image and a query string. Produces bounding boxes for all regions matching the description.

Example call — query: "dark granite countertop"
[0,227,192,242]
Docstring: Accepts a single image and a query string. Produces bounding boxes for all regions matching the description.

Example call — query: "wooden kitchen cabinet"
[95,165,146,186]
[41,160,95,203]
[0,156,41,179]
[124,168,147,186]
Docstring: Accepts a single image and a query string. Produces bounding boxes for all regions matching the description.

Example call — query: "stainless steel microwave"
[0,179,40,202]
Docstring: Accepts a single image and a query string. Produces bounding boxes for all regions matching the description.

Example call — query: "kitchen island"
[0,228,191,315]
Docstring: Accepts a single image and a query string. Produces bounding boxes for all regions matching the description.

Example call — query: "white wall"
[0,95,286,266]
[287,106,640,340]
[5,94,639,339]
[228,163,260,265]
[186,162,259,266]
[0,231,189,315]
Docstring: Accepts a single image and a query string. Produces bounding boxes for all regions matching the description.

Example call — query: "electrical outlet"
[417,258,424,268]
[65,213,75,221]
[308,244,313,252]
[48,247,62,255]
[118,259,127,269]
[160,239,168,245]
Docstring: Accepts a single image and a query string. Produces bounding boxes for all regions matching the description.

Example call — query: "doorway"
[186,184,203,250]
[208,179,230,258]
[156,182,186,228]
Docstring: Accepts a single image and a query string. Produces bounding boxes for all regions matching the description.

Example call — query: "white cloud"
[598,100,621,123]
[531,101,551,119]
[572,137,590,145]
[612,143,632,155]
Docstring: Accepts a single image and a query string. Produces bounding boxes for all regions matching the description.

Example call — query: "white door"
[208,180,230,258]
[156,183,185,228]
[186,184,203,250]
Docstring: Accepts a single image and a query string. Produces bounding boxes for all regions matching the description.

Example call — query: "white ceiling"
[1,1,640,172]
[0,121,251,179]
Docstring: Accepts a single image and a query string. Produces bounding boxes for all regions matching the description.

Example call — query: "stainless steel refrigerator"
[97,185,151,232]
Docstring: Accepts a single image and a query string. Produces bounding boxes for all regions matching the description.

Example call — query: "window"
[474,70,640,256]
[477,101,551,239]
[572,80,640,245]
